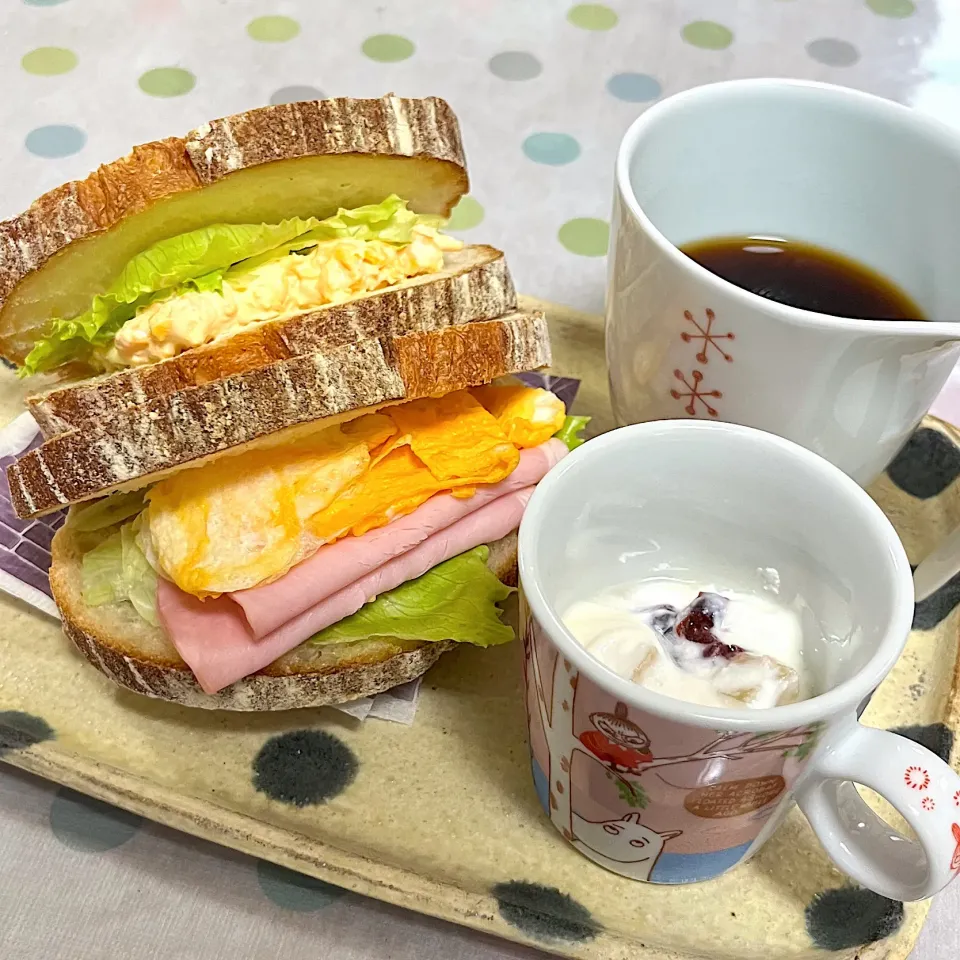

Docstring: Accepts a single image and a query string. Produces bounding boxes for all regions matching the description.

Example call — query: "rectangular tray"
[0,296,955,960]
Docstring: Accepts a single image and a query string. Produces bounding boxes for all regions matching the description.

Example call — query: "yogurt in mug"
[562,576,813,709]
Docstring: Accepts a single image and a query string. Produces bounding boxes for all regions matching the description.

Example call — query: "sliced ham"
[158,486,536,695]
[233,438,567,637]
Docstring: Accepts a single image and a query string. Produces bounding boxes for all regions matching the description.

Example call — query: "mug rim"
[517,419,916,730]
[614,77,960,337]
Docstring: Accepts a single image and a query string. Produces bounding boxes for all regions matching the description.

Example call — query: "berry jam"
[674,593,744,659]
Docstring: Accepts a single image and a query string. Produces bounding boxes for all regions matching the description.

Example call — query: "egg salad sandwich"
[0,95,587,710]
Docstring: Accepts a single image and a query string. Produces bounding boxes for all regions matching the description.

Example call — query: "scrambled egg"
[142,387,565,596]
[472,384,567,449]
[108,225,463,367]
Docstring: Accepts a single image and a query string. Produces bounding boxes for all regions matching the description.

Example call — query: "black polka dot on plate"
[805,888,903,950]
[492,881,598,943]
[253,730,358,807]
[889,722,954,763]
[0,711,54,756]
[913,567,960,630]
[887,428,960,498]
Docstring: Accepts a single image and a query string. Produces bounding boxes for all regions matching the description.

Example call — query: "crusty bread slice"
[0,96,467,365]
[27,244,515,437]
[50,521,517,711]
[8,312,551,518]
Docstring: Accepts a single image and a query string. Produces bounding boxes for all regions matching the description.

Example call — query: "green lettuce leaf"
[555,415,590,451]
[70,490,146,533]
[224,194,442,280]
[80,519,159,626]
[21,196,444,376]
[311,546,514,648]
[80,531,126,606]
[295,194,444,246]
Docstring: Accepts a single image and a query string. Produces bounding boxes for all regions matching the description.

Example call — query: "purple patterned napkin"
[0,413,63,619]
[516,372,581,410]
[0,373,580,719]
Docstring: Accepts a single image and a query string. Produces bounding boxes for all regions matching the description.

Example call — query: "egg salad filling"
[107,224,462,367]
[73,386,589,647]
[21,196,459,377]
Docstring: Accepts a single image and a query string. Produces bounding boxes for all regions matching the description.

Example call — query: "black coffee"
[680,235,924,321]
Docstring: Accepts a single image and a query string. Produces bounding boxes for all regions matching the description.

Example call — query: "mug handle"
[795,712,960,901]
[912,524,960,602]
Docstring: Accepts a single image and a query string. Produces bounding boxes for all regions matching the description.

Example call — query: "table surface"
[1,1,959,958]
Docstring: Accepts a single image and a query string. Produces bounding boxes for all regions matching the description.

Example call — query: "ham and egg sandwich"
[0,96,585,709]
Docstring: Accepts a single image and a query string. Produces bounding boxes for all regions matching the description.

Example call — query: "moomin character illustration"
[579,704,653,772]
[524,620,818,881]
[571,811,682,880]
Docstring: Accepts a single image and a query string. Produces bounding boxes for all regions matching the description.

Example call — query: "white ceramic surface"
[606,79,960,488]
[519,419,960,901]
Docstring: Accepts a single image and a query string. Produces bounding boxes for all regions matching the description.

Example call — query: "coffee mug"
[606,78,960,602]
[518,420,960,900]
[606,78,960,484]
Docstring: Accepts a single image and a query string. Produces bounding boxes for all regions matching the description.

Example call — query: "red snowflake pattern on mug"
[954,790,960,808]
[905,766,930,790]
[922,797,936,811]
[682,309,735,363]
[671,370,721,417]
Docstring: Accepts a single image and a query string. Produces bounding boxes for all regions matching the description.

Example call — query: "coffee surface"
[681,235,924,320]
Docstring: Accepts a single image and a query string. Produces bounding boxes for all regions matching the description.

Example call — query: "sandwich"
[0,96,586,710]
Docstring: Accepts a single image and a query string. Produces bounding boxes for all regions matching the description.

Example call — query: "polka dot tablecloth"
[1,1,959,958]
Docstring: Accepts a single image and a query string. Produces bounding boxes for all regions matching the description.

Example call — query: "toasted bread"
[0,96,467,365]
[50,522,517,711]
[8,312,551,518]
[27,244,515,436]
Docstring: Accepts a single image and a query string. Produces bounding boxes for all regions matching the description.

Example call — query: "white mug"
[519,419,960,899]
[606,78,960,600]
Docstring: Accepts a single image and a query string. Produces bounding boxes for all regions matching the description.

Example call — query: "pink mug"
[517,420,960,899]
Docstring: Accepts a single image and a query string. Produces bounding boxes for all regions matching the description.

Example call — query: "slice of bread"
[50,522,518,711]
[8,312,551,518]
[0,96,467,365]
[27,244,515,437]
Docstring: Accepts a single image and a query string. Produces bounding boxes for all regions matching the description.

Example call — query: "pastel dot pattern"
[523,133,580,166]
[50,787,143,852]
[559,218,609,257]
[270,85,324,105]
[567,4,618,31]
[25,124,85,158]
[446,196,485,232]
[806,38,860,67]
[21,47,77,76]
[866,0,916,16]
[682,21,735,50]
[257,860,346,911]
[138,66,196,97]
[248,16,301,42]
[362,34,415,63]
[607,72,662,102]
[488,51,542,81]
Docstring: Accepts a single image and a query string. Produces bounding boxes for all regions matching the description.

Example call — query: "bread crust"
[61,613,456,712]
[7,313,551,518]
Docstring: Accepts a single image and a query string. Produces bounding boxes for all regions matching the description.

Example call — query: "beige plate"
[1,296,958,960]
